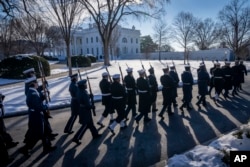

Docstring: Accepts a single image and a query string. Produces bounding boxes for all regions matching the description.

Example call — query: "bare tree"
[13,15,49,56]
[109,25,121,60]
[218,0,250,59]
[153,18,171,61]
[43,0,84,76]
[0,18,14,57]
[193,18,219,50]
[79,0,170,66]
[172,11,197,64]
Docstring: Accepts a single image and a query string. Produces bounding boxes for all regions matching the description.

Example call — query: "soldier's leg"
[64,114,77,134]
[72,124,87,145]
[0,134,13,166]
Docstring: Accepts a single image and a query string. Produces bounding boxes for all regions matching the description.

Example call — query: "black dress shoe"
[43,146,57,153]
[168,112,174,116]
[19,146,31,156]
[179,106,184,111]
[173,104,178,107]
[158,114,164,120]
[108,126,115,135]
[3,157,14,165]
[93,134,102,139]
[144,118,151,123]
[72,139,81,145]
[64,131,74,134]
[6,141,19,149]
[49,133,58,137]
[152,109,158,112]
[120,125,128,130]
[97,122,105,127]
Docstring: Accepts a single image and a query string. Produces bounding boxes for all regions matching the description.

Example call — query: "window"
[131,38,133,43]
[136,48,138,53]
[122,37,127,43]
[86,38,88,43]
[87,48,89,54]
[96,48,99,56]
[91,37,93,43]
[80,38,82,44]
[91,48,94,54]
[96,36,98,43]
[136,38,138,44]
[122,47,127,54]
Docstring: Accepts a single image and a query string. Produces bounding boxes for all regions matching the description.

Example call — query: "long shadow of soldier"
[94,117,135,167]
[130,114,161,167]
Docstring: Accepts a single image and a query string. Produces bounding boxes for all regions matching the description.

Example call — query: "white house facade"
[55,24,141,60]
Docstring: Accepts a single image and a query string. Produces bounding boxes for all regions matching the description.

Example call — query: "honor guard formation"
[0,59,248,165]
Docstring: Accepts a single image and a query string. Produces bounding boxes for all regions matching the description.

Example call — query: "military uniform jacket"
[238,64,247,83]
[198,69,210,95]
[222,66,233,90]
[231,65,241,86]
[77,88,93,125]
[99,78,112,105]
[181,71,194,102]
[160,74,175,105]
[124,75,137,105]
[148,74,158,102]
[137,77,151,113]
[69,81,79,115]
[213,68,224,88]
[209,66,216,86]
[110,82,127,109]
[26,88,46,139]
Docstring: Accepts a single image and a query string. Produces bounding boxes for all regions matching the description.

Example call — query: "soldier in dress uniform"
[64,73,79,134]
[208,62,216,97]
[238,60,247,90]
[180,65,194,111]
[158,67,175,119]
[0,93,19,149]
[169,65,180,107]
[97,72,115,127]
[19,77,56,156]
[135,69,151,124]
[108,74,127,134]
[148,67,158,112]
[72,79,101,145]
[212,62,225,102]
[231,60,241,96]
[23,68,58,142]
[196,63,210,108]
[124,68,137,119]
[222,61,233,98]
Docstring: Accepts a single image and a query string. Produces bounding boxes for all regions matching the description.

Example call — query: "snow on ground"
[0,59,250,166]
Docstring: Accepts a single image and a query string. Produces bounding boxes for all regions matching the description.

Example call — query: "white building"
[56,24,141,60]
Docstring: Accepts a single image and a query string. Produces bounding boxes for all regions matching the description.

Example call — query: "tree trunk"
[66,43,72,76]
[103,41,110,66]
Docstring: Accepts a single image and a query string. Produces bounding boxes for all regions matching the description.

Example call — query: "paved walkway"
[4,75,250,167]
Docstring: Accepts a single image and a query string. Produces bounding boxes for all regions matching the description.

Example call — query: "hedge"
[0,55,50,79]
[71,56,91,67]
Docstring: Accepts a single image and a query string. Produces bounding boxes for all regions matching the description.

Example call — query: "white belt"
[138,90,148,93]
[102,93,111,96]
[112,96,123,99]
[214,77,223,79]
[183,83,190,85]
[225,75,231,77]
[126,88,133,90]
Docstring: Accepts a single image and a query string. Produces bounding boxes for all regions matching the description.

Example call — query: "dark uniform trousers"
[112,98,126,123]
[64,98,79,133]
[136,91,151,122]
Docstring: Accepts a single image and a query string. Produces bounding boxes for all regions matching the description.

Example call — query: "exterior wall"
[65,24,141,60]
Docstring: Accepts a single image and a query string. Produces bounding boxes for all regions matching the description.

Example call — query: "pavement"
[4,75,250,167]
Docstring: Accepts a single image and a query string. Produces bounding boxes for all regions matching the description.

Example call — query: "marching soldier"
[231,60,241,96]
[108,74,127,134]
[212,62,224,102]
[72,79,101,145]
[180,65,194,111]
[19,77,56,156]
[148,67,158,112]
[208,62,216,97]
[135,70,151,124]
[23,68,58,142]
[238,60,247,90]
[222,61,233,98]
[64,73,79,134]
[196,64,210,108]
[0,93,19,149]
[169,65,179,107]
[158,67,175,119]
[97,72,115,127]
[124,68,137,119]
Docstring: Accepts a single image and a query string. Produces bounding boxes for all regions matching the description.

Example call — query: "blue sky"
[122,0,233,36]
[120,0,250,51]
